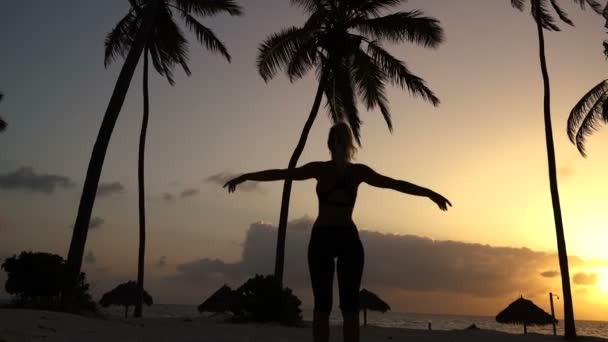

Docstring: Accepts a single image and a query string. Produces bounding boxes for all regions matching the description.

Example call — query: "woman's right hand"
[429,191,452,211]
[223,175,245,193]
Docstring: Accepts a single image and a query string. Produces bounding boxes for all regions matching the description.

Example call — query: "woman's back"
[314,161,362,227]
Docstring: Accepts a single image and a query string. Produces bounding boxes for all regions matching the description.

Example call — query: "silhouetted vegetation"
[1,252,97,314]
[229,274,302,326]
[64,0,241,311]
[104,0,242,319]
[510,0,603,338]
[99,281,153,318]
[568,21,608,156]
[198,284,235,314]
[258,0,444,286]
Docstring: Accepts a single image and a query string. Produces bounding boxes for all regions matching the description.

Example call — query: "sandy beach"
[0,309,605,342]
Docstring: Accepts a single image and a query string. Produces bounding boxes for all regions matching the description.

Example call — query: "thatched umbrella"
[100,281,153,318]
[359,288,391,326]
[496,296,557,334]
[198,284,235,314]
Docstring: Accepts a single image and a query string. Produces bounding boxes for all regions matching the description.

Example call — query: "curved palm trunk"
[274,77,326,284]
[536,20,576,339]
[134,46,150,318]
[61,0,161,309]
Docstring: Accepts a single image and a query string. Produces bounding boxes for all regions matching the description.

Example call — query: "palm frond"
[323,61,362,144]
[356,11,444,48]
[291,0,325,13]
[603,40,608,58]
[149,43,176,85]
[336,62,362,144]
[532,0,561,31]
[353,0,404,17]
[104,11,138,67]
[286,38,319,82]
[257,27,311,82]
[367,42,439,106]
[573,0,604,14]
[574,93,608,156]
[550,0,574,25]
[511,0,525,11]
[148,8,192,84]
[351,48,393,131]
[568,79,608,142]
[173,0,243,16]
[183,13,231,61]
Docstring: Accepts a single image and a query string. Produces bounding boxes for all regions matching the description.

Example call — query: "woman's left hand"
[223,176,244,193]
[429,192,452,211]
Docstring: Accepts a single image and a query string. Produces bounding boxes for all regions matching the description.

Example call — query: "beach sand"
[0,309,606,342]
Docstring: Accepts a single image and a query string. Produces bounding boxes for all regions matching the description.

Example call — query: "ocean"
[100,304,608,339]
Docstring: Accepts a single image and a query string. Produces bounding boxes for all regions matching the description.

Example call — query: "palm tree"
[62,0,241,311]
[104,0,241,318]
[0,93,6,132]
[510,0,603,338]
[568,38,608,155]
[257,0,444,284]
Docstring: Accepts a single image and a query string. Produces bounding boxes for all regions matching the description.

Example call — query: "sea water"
[100,304,608,339]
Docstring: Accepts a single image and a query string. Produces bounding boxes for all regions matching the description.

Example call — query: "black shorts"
[307,225,364,313]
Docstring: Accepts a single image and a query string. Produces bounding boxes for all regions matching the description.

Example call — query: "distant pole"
[428,321,432,331]
[550,292,559,336]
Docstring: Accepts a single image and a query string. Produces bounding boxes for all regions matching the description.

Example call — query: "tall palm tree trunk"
[536,20,576,339]
[134,46,150,318]
[61,0,161,309]
[274,76,326,285]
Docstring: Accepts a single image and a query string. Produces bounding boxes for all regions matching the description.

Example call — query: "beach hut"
[198,284,234,314]
[359,288,391,327]
[496,296,557,334]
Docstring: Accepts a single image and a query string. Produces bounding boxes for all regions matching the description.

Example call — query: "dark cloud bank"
[97,182,126,197]
[0,167,74,193]
[174,218,588,301]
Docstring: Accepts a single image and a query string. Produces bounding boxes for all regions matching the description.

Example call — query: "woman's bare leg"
[342,311,360,342]
[313,311,330,342]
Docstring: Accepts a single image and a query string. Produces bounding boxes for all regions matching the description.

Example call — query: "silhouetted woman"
[225,122,451,342]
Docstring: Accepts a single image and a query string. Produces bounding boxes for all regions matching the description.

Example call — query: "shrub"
[230,274,302,326]
[1,251,97,314]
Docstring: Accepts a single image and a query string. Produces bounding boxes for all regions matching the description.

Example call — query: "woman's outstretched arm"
[358,164,452,211]
[224,162,321,193]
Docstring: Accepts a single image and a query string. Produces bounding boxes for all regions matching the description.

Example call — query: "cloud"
[540,270,560,278]
[205,172,266,193]
[573,272,597,285]
[181,188,199,198]
[157,256,168,268]
[89,217,105,230]
[97,182,126,197]
[174,217,583,299]
[162,193,175,202]
[0,167,74,194]
[85,251,96,265]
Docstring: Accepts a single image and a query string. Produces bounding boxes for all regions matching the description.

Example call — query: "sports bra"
[316,167,357,207]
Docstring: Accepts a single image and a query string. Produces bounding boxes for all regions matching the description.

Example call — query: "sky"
[1,0,608,321]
